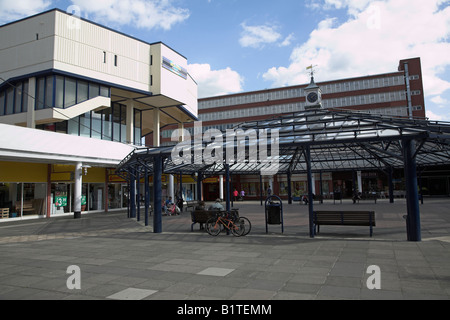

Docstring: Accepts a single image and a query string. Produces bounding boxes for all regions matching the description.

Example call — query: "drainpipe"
[404,63,413,119]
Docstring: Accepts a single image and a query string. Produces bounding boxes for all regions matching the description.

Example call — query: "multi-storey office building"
[0,9,197,220]
[160,58,428,201]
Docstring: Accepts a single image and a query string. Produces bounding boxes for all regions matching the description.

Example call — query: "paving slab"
[1,198,450,300]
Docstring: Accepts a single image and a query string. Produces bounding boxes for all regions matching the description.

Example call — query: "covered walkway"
[116,109,450,241]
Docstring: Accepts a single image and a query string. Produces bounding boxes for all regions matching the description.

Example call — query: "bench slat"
[313,210,375,237]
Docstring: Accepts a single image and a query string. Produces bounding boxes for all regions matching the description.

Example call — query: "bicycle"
[205,211,251,237]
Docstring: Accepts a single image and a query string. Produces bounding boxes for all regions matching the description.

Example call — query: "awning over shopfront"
[0,123,135,167]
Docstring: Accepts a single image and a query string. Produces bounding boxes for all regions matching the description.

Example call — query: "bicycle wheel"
[230,220,245,237]
[206,217,222,236]
[237,216,252,236]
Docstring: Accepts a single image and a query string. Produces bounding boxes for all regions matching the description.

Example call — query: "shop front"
[0,162,48,219]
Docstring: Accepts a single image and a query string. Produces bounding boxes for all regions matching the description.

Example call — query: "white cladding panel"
[53,11,151,92]
[150,43,198,116]
[0,11,56,80]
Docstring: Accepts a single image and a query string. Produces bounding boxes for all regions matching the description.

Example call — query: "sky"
[1,0,450,121]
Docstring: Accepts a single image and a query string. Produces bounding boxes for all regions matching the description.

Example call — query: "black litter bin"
[265,195,284,233]
[267,204,281,224]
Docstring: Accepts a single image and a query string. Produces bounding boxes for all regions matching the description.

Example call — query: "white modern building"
[0,9,198,220]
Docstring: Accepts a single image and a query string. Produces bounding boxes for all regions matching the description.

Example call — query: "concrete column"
[126,100,134,144]
[153,108,160,147]
[74,162,82,219]
[178,122,185,142]
[357,171,363,193]
[219,175,224,200]
[169,174,175,201]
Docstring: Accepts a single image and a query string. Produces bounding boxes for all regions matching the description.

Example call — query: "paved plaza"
[0,198,450,300]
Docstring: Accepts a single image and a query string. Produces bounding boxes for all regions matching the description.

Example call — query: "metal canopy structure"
[116,109,450,241]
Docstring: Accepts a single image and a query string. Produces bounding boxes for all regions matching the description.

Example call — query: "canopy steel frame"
[117,109,450,241]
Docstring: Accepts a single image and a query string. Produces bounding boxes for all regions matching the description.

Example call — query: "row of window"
[200,91,407,122]
[198,75,408,109]
[0,81,29,116]
[36,103,143,146]
[0,75,110,116]
[36,75,110,110]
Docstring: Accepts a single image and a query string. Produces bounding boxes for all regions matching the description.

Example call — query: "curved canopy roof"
[117,109,450,177]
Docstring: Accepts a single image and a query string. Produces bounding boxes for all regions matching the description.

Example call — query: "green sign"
[81,195,87,206]
[55,196,67,207]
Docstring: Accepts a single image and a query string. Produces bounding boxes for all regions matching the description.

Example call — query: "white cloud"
[279,33,295,47]
[0,0,51,24]
[239,23,282,48]
[71,0,190,30]
[263,0,450,100]
[431,95,450,106]
[188,63,244,98]
[427,110,444,121]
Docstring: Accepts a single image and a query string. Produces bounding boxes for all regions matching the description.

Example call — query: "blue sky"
[1,0,450,121]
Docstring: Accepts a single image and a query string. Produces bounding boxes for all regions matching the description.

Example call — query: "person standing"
[233,189,238,202]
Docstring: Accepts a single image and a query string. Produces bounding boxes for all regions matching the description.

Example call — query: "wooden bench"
[313,211,376,237]
[185,200,199,212]
[0,208,9,219]
[191,210,216,231]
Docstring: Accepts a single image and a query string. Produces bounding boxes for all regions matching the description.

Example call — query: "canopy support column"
[130,169,136,219]
[145,166,150,226]
[225,164,231,211]
[403,139,421,241]
[305,146,315,238]
[153,155,163,233]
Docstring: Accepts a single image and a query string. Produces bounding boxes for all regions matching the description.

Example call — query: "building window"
[55,76,64,108]
[114,55,118,67]
[64,78,77,108]
[134,109,142,145]
[14,83,23,113]
[0,91,5,116]
[78,81,89,103]
[36,77,45,110]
